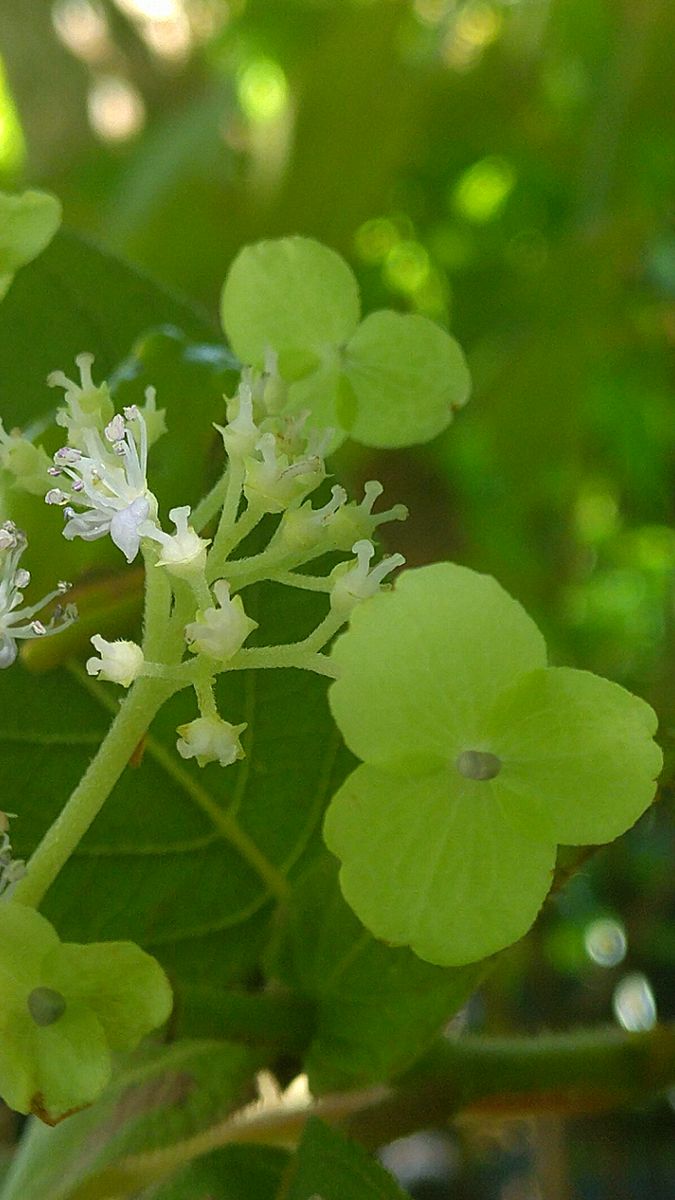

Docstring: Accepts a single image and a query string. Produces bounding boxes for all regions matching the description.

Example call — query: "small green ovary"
[27,987,66,1027]
[456,749,502,781]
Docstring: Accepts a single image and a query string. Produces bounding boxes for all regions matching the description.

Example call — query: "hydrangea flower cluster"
[40,351,407,773]
[324,564,663,966]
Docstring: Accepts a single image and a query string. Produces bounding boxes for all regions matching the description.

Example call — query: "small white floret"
[176,715,246,768]
[330,540,405,617]
[141,506,210,578]
[86,635,144,687]
[184,579,258,662]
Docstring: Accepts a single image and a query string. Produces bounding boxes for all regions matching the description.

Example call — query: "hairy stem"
[13,675,176,908]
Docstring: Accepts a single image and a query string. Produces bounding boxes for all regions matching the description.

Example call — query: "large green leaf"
[0,1040,258,1200]
[3,578,352,1019]
[285,1118,410,1200]
[0,235,235,593]
[270,857,484,1092]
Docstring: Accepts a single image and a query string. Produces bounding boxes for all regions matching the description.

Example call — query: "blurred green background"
[1,1,674,1195]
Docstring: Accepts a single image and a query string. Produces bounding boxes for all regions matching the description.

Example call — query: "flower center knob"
[27,987,67,1027]
[456,750,502,781]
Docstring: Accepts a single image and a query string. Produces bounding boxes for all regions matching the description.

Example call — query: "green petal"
[0,191,61,299]
[220,237,360,371]
[0,1004,110,1121]
[345,311,471,448]
[324,764,556,966]
[47,940,173,1052]
[329,563,547,770]
[0,903,59,999]
[487,667,663,845]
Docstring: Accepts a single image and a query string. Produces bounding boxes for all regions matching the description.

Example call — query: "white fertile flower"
[184,579,258,662]
[176,715,246,768]
[141,506,210,578]
[329,539,405,617]
[45,405,158,563]
[86,634,144,687]
[0,522,76,668]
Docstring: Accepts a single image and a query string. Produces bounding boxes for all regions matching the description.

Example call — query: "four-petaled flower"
[0,902,172,1122]
[0,522,76,668]
[324,564,663,966]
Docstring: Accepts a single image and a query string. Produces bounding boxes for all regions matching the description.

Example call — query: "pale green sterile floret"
[274,485,348,552]
[137,384,167,447]
[0,902,172,1122]
[324,563,663,967]
[86,634,144,688]
[49,353,115,443]
[327,480,408,551]
[243,431,325,514]
[176,715,247,768]
[141,505,210,579]
[329,539,405,618]
[216,377,261,461]
[184,579,258,662]
[272,479,407,557]
[0,420,52,496]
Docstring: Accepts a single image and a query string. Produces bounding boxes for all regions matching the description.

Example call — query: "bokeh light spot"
[0,58,25,177]
[613,973,657,1032]
[52,0,110,62]
[452,156,516,223]
[584,917,627,967]
[575,482,619,543]
[237,58,289,125]
[354,217,401,264]
[87,76,146,142]
[384,240,430,294]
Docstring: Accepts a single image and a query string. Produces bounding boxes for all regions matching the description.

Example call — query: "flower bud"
[86,635,144,687]
[176,715,247,768]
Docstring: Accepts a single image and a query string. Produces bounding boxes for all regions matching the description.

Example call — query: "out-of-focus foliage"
[1,1,674,1194]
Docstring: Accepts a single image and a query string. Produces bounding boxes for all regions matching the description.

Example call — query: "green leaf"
[3,580,352,1024]
[324,764,556,967]
[220,237,360,373]
[285,1118,410,1200]
[270,857,484,1090]
[344,311,471,449]
[0,233,227,594]
[487,666,663,845]
[0,190,61,301]
[329,563,546,771]
[141,1145,289,1200]
[0,231,216,432]
[0,1040,258,1200]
